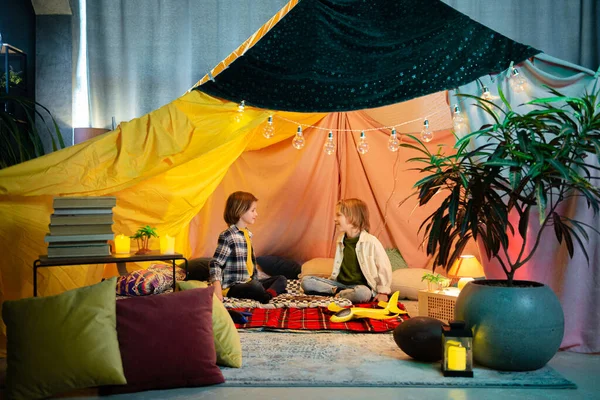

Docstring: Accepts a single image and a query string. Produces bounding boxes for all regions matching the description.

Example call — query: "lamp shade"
[448,255,484,278]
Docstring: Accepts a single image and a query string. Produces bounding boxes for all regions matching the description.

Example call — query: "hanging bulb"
[481,86,493,101]
[233,100,245,123]
[421,119,433,142]
[292,126,305,150]
[510,67,526,93]
[357,131,370,154]
[388,128,400,152]
[263,115,275,139]
[323,131,336,155]
[452,104,468,135]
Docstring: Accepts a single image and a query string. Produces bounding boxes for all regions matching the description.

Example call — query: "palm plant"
[0,93,65,169]
[131,225,159,254]
[402,87,600,286]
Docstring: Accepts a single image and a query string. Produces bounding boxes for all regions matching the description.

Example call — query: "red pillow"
[101,287,224,394]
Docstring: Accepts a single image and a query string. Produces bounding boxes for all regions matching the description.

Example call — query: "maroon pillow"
[101,287,224,394]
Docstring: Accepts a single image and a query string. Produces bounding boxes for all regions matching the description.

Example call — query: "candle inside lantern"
[114,234,131,254]
[446,341,467,371]
[160,234,175,254]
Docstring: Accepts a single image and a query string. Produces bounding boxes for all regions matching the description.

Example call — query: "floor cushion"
[116,263,186,296]
[101,287,224,394]
[2,278,126,400]
[300,258,334,278]
[390,268,431,299]
[178,280,242,367]
[182,257,211,281]
[256,255,302,279]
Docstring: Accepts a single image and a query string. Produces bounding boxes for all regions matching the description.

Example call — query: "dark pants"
[227,275,287,304]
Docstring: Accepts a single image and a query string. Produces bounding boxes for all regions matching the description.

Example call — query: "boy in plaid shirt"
[209,191,287,304]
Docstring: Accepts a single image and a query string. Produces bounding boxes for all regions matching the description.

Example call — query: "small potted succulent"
[131,225,159,255]
[421,273,450,292]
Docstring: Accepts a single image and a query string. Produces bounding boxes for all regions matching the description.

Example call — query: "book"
[53,208,114,215]
[48,241,111,248]
[48,224,114,236]
[44,233,115,243]
[53,196,117,209]
[47,244,111,258]
[50,214,114,226]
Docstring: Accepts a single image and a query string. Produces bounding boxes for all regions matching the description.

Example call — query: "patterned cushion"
[116,263,187,296]
[386,248,408,271]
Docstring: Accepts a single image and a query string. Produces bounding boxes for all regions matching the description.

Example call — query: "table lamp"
[448,255,484,290]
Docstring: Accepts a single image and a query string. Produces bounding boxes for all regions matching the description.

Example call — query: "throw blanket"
[222,279,353,309]
[233,303,410,333]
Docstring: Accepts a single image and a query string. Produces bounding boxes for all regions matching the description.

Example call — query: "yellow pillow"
[300,258,334,278]
[177,280,242,368]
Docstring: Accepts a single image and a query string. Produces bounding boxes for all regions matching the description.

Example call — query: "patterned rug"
[222,279,353,309]
[221,331,576,389]
[232,304,409,332]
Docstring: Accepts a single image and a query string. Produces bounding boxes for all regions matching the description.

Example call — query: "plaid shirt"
[209,225,257,289]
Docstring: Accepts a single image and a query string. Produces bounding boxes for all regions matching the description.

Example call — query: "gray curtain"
[442,0,599,71]
[76,0,599,128]
[77,0,288,129]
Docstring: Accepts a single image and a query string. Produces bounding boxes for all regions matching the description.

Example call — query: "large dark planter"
[455,280,564,371]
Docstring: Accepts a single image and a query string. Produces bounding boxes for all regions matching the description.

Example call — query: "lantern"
[441,320,473,377]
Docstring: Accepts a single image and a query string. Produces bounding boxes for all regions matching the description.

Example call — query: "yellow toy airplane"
[327,291,407,322]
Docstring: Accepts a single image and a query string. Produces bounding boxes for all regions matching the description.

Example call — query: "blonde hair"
[224,191,258,225]
[336,198,370,232]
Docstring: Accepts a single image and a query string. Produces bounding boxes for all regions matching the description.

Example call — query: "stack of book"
[45,196,116,258]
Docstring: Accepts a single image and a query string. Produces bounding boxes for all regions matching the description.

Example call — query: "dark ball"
[393,316,445,362]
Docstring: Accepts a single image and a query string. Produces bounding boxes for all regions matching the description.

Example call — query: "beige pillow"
[390,268,431,300]
[300,258,334,278]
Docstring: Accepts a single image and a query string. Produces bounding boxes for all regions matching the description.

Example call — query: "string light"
[357,131,370,154]
[234,100,245,123]
[481,86,493,100]
[510,67,526,93]
[292,126,305,150]
[421,119,433,142]
[388,128,400,152]
[323,131,335,155]
[452,104,468,135]
[263,115,274,139]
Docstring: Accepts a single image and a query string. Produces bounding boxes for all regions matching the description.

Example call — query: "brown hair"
[336,198,370,232]
[224,191,258,225]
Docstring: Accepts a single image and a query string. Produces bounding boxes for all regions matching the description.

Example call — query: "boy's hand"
[374,293,389,302]
[212,281,223,302]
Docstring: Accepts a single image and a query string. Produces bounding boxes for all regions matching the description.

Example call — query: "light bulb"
[421,119,433,142]
[292,126,305,150]
[263,115,274,139]
[510,68,526,93]
[357,131,369,154]
[233,100,245,123]
[388,128,400,152]
[323,131,335,155]
[452,104,468,135]
[481,86,493,100]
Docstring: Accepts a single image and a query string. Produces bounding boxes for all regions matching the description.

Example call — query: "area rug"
[233,305,409,332]
[221,331,576,389]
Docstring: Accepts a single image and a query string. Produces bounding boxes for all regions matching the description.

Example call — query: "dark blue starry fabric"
[196,0,539,112]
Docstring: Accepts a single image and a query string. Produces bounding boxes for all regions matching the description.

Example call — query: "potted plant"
[131,225,159,255]
[402,87,600,370]
[0,93,65,169]
[421,273,450,292]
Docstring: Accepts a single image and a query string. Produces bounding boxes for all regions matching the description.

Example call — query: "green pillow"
[178,280,242,368]
[386,248,408,271]
[2,278,126,400]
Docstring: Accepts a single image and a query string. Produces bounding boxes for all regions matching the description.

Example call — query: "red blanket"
[233,303,410,333]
